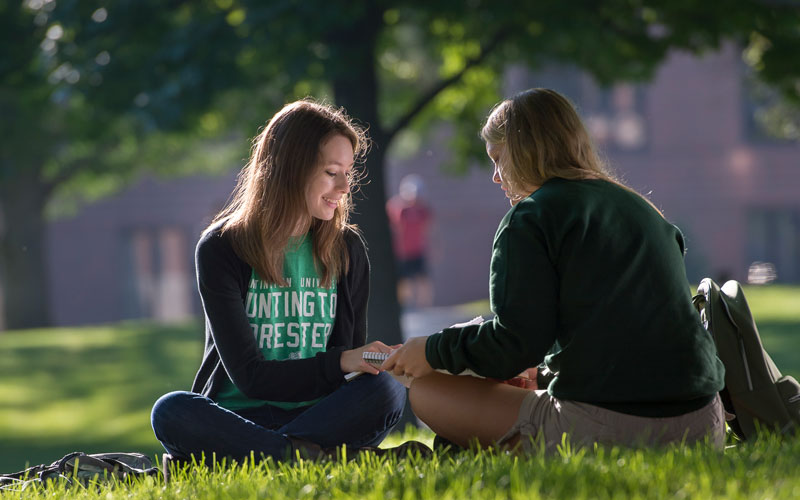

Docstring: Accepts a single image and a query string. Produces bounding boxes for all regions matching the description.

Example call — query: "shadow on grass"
[0,321,202,472]
[0,438,165,474]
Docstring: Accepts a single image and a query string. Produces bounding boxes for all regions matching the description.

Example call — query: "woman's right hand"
[499,367,538,390]
[340,341,396,375]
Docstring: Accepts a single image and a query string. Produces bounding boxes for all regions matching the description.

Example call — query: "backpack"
[692,278,800,440]
[0,451,159,491]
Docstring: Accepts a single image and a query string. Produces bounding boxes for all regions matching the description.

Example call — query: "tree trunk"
[328,7,419,428]
[329,6,404,348]
[0,167,51,330]
[349,146,402,347]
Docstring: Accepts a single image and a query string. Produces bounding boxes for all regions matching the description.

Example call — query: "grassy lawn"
[2,434,800,499]
[0,321,201,472]
[0,285,798,498]
[738,285,800,376]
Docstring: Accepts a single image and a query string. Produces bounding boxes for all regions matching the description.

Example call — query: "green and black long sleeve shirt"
[426,178,724,417]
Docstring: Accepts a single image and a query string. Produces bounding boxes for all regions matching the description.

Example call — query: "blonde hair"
[209,99,369,287]
[481,88,614,191]
[481,88,660,212]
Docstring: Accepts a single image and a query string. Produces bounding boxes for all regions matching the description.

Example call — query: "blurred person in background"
[383,88,725,453]
[151,100,425,463]
[386,174,434,309]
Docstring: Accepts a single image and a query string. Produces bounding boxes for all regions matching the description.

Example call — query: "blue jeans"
[151,371,406,462]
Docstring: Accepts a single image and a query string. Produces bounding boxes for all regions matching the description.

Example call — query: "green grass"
[1,286,799,498]
[0,321,202,472]
[2,431,800,499]
[741,285,800,376]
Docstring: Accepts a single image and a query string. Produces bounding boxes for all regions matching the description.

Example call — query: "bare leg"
[397,278,412,308]
[408,372,531,448]
[414,275,434,308]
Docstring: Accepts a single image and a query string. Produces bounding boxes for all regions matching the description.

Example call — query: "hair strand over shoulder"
[208,99,370,286]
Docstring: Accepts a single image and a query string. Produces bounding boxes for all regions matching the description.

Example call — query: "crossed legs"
[151,372,406,462]
[408,372,531,448]
[410,372,727,453]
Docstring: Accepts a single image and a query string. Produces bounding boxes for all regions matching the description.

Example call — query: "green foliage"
[744,72,800,142]
[4,0,800,328]
[5,1,800,202]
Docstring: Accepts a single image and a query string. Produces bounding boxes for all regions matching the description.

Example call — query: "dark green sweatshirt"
[426,178,724,417]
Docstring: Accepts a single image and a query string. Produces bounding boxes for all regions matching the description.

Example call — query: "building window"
[123,227,194,322]
[742,69,800,144]
[505,65,648,152]
[582,83,648,152]
[746,207,800,283]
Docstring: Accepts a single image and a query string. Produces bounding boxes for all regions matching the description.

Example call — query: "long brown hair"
[481,88,660,212]
[209,99,369,286]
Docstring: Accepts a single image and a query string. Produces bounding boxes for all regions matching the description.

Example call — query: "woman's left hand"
[381,336,434,379]
[340,341,395,374]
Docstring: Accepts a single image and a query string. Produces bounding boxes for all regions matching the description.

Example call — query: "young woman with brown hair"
[151,100,414,462]
[383,88,726,453]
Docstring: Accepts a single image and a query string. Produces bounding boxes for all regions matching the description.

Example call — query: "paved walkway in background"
[396,304,491,427]
[400,305,490,341]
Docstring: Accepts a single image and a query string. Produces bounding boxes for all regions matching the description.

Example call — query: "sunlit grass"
[741,285,800,378]
[2,431,800,499]
[742,285,800,323]
[0,287,799,498]
[0,321,202,471]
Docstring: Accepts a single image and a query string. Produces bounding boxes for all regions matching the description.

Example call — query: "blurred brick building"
[391,44,800,305]
[18,44,799,327]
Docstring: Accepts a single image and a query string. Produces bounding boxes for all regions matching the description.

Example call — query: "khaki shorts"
[498,391,726,453]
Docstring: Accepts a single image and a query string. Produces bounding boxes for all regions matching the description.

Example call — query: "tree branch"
[45,142,120,198]
[46,161,86,195]
[383,29,509,145]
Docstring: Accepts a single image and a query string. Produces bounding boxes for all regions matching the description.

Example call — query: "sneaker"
[359,440,433,459]
[288,437,432,461]
[287,437,337,461]
[161,454,195,483]
[432,434,465,454]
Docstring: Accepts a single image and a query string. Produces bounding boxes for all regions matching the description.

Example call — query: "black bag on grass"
[0,451,158,491]
[692,278,800,440]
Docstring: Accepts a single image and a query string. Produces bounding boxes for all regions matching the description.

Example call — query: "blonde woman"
[384,88,726,453]
[151,100,419,463]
